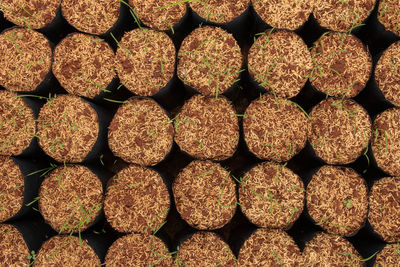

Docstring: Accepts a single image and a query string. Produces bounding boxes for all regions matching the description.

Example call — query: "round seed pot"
[0,0,60,29]
[104,164,170,234]
[378,0,400,36]
[108,97,174,166]
[238,228,302,266]
[303,232,363,266]
[239,161,305,230]
[176,231,236,267]
[308,98,372,165]
[52,33,116,98]
[37,94,99,163]
[313,0,376,32]
[177,26,243,96]
[374,243,400,266]
[0,224,30,266]
[173,160,236,230]
[371,108,400,176]
[243,94,309,162]
[310,32,372,98]
[306,165,368,236]
[248,29,312,98]
[0,90,35,156]
[38,165,103,234]
[105,233,172,266]
[128,0,187,31]
[369,177,400,243]
[174,94,239,161]
[34,235,100,267]
[375,41,400,106]
[0,27,52,92]
[115,28,175,96]
[61,0,120,35]
[252,0,313,30]
[189,0,249,23]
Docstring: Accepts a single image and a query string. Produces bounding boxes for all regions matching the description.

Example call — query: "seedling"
[269,250,283,267]
[142,207,170,234]
[343,199,353,209]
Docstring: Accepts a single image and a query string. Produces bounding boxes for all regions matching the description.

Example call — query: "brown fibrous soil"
[313,0,375,32]
[0,27,52,92]
[310,32,372,98]
[238,228,302,267]
[378,0,400,36]
[34,235,100,267]
[104,164,170,234]
[0,156,24,222]
[248,29,312,98]
[239,161,304,229]
[177,232,236,267]
[308,98,371,165]
[105,233,172,266]
[0,224,30,266]
[115,28,175,96]
[61,0,120,35]
[177,26,242,96]
[371,108,400,176]
[189,0,249,23]
[39,165,103,234]
[307,165,368,236]
[173,160,236,230]
[174,94,239,160]
[374,243,400,266]
[108,97,174,166]
[129,0,187,30]
[37,95,99,163]
[52,33,116,98]
[303,232,363,266]
[0,0,59,29]
[369,177,400,243]
[243,94,309,162]
[375,40,400,106]
[0,91,35,156]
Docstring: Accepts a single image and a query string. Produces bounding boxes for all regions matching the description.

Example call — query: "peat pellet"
[238,228,302,266]
[252,0,313,31]
[303,232,363,266]
[105,233,172,266]
[177,26,242,96]
[39,165,103,234]
[61,0,120,35]
[52,33,116,98]
[243,94,309,162]
[369,177,400,243]
[115,28,175,96]
[104,164,170,234]
[0,0,59,29]
[173,160,236,230]
[174,94,239,161]
[377,0,400,36]
[108,97,174,166]
[308,98,371,165]
[310,32,372,98]
[374,243,400,266]
[189,0,249,23]
[375,41,400,106]
[37,95,99,163]
[129,0,187,30]
[371,108,400,176]
[0,91,35,156]
[313,0,375,32]
[34,235,100,267]
[306,165,368,236]
[0,156,24,222]
[248,29,312,98]
[239,161,304,229]
[0,224,30,266]
[0,27,52,92]
[176,232,236,267]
